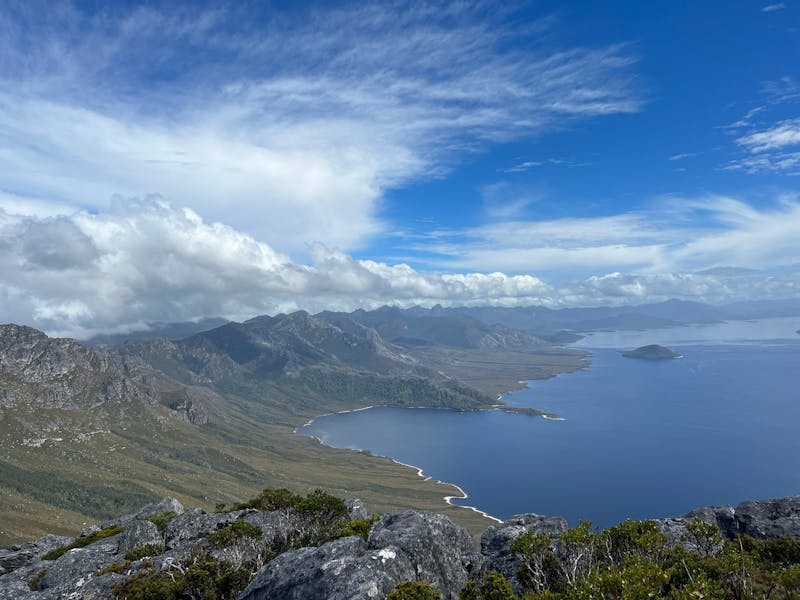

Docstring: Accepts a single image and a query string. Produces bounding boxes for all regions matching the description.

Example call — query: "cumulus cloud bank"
[0,200,555,337]
[1,198,798,338]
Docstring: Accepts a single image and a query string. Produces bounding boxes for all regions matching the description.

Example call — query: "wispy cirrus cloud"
[0,1,642,256]
[762,3,786,12]
[403,195,800,278]
[502,158,591,173]
[737,118,800,152]
[723,76,800,174]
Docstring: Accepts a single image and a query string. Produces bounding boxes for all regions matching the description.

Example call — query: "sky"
[1,0,799,337]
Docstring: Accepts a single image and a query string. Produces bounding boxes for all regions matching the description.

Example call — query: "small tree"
[509,530,555,593]
[557,520,596,585]
[682,517,722,557]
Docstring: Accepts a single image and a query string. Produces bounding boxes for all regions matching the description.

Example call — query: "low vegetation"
[388,581,442,599]
[113,546,250,600]
[46,488,795,600]
[124,543,165,562]
[145,510,177,533]
[461,517,800,600]
[113,487,376,598]
[41,525,125,560]
[27,568,47,591]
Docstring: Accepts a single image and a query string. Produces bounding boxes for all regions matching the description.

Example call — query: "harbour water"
[299,318,800,527]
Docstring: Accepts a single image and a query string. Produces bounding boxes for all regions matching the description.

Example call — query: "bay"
[299,318,800,528]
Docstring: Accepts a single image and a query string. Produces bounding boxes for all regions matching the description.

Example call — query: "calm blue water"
[300,318,800,528]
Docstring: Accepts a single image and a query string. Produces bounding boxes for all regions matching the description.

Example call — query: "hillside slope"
[5,313,575,545]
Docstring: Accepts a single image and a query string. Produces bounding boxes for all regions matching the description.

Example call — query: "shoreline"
[388,457,502,523]
[298,426,501,523]
[293,353,592,524]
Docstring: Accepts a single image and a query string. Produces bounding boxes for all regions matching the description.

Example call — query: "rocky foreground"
[1,494,798,599]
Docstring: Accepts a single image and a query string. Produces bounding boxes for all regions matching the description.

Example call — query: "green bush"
[339,515,380,540]
[509,530,561,593]
[233,487,302,511]
[388,580,442,599]
[488,517,800,600]
[125,543,165,562]
[98,561,127,576]
[208,518,263,548]
[460,571,519,600]
[42,525,125,560]
[295,488,349,520]
[145,511,177,533]
[112,549,249,600]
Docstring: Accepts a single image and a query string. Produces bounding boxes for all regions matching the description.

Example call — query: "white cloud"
[1,198,798,337]
[668,153,698,161]
[0,200,555,336]
[737,118,800,153]
[503,158,591,172]
[725,152,800,174]
[0,2,641,257]
[762,3,786,11]
[405,196,800,277]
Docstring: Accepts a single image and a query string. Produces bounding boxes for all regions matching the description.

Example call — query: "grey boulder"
[239,510,481,600]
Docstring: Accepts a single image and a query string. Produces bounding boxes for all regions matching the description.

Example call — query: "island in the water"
[622,344,682,360]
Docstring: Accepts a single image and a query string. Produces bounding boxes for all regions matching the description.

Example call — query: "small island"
[622,344,682,360]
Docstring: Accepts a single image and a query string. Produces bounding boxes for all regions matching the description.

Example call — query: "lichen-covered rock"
[0,534,72,576]
[239,510,481,600]
[163,508,231,549]
[99,497,185,531]
[38,538,119,593]
[734,496,800,539]
[655,498,800,548]
[346,498,369,521]
[2,495,798,600]
[367,511,482,593]
[114,520,162,557]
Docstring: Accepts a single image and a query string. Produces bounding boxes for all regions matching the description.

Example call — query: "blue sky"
[0,1,799,335]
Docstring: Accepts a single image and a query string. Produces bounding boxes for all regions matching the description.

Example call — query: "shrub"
[596,519,667,565]
[339,515,380,540]
[98,561,127,576]
[756,536,800,566]
[682,517,722,556]
[145,511,177,533]
[113,549,249,600]
[296,488,349,520]
[125,543,165,562]
[28,568,47,591]
[388,580,442,599]
[208,518,263,548]
[42,525,125,560]
[233,487,302,511]
[460,571,519,600]
[509,530,561,593]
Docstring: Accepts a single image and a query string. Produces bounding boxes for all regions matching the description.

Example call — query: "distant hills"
[81,298,800,349]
